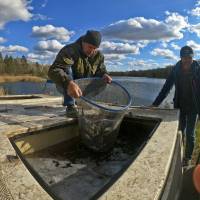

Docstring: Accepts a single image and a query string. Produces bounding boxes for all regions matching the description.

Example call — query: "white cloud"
[105,60,124,71]
[0,37,7,43]
[27,53,51,60]
[34,40,64,53]
[162,62,174,66]
[127,59,160,70]
[105,58,173,72]
[190,7,200,16]
[164,12,188,36]
[104,54,126,61]
[187,0,200,17]
[170,42,181,50]
[101,41,140,54]
[0,45,28,53]
[33,14,51,21]
[27,51,56,63]
[161,42,168,48]
[32,25,74,42]
[195,0,200,6]
[102,13,188,42]
[31,39,64,63]
[41,0,48,8]
[0,0,32,29]
[186,40,200,51]
[128,60,149,67]
[151,48,178,60]
[195,52,200,57]
[165,11,170,16]
[190,23,200,37]
[189,1,200,16]
[137,40,149,48]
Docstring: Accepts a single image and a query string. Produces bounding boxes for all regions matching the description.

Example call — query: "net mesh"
[75,78,132,152]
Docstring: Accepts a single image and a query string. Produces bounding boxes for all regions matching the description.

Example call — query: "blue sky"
[0,0,200,71]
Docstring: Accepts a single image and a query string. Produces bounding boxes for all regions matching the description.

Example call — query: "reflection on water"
[0,81,60,96]
[114,77,166,106]
[0,77,174,106]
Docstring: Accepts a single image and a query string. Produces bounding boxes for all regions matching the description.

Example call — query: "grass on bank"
[194,121,200,164]
[0,75,46,83]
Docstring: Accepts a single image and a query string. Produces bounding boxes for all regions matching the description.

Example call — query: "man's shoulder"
[172,60,181,72]
[193,60,200,67]
[94,50,104,59]
[193,60,200,75]
[60,42,80,56]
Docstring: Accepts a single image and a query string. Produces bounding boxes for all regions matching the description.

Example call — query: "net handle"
[76,77,132,112]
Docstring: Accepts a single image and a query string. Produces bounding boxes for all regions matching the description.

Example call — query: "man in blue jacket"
[152,46,200,166]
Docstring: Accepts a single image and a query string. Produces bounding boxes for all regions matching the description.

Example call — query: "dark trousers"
[179,111,198,159]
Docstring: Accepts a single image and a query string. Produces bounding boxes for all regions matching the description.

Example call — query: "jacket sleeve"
[94,54,108,77]
[192,64,200,114]
[48,47,74,88]
[152,67,175,106]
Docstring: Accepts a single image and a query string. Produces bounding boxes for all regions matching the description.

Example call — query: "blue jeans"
[56,68,75,107]
[56,85,75,106]
[179,111,198,159]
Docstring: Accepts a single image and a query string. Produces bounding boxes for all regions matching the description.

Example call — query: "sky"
[0,0,200,71]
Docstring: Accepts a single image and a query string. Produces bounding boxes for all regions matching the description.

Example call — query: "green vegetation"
[193,122,200,164]
[0,52,48,78]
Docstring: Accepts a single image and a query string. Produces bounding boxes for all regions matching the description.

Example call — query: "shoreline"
[0,75,46,83]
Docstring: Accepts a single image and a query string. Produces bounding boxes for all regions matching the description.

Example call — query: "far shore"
[0,75,46,83]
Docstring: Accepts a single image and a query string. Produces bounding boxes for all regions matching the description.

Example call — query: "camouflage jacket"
[48,37,108,88]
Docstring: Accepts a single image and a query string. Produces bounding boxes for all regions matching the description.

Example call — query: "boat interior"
[10,116,160,200]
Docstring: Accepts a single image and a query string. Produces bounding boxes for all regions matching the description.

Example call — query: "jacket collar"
[75,36,88,58]
[175,60,199,75]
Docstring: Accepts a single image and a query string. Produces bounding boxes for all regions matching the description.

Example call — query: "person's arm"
[152,67,175,106]
[48,47,82,98]
[95,54,112,83]
[48,47,74,89]
[67,80,82,98]
[192,62,200,114]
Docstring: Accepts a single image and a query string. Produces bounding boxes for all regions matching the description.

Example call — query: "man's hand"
[67,81,82,98]
[103,74,112,83]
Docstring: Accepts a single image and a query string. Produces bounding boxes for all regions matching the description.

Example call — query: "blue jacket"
[152,60,200,114]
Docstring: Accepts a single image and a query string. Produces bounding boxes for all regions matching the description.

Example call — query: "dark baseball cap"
[180,46,194,57]
[83,30,102,48]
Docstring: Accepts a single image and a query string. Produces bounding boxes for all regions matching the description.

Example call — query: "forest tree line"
[2,52,196,79]
[0,52,48,78]
[109,65,174,79]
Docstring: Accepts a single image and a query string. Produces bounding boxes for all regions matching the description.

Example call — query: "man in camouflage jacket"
[48,30,112,117]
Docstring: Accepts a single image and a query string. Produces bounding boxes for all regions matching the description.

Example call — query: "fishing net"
[75,78,132,152]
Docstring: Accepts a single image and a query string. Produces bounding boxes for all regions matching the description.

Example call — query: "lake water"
[0,77,174,107]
